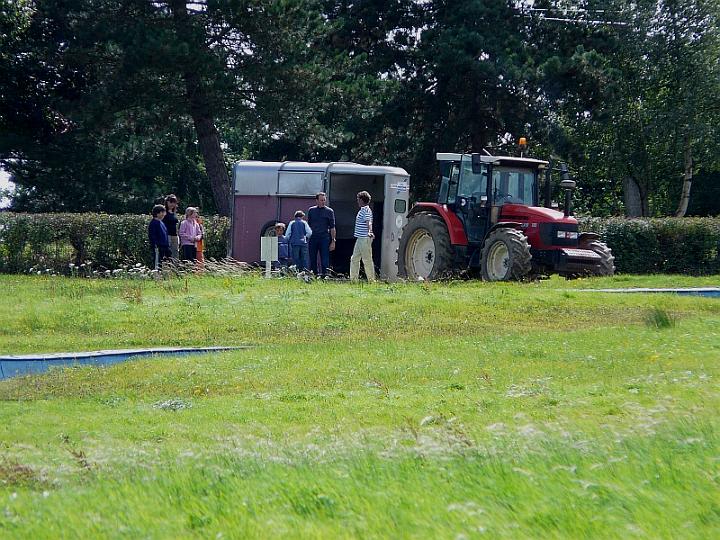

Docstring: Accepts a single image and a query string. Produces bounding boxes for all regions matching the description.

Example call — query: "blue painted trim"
[576,287,720,297]
[0,347,246,381]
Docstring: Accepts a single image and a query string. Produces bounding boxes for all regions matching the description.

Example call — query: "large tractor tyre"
[480,228,532,281]
[397,212,455,280]
[582,240,615,276]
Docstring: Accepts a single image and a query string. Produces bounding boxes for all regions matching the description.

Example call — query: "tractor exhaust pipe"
[559,164,576,217]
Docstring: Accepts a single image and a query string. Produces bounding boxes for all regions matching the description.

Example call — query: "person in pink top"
[179,207,203,261]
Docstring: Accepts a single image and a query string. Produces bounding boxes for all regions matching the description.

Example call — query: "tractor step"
[561,248,602,261]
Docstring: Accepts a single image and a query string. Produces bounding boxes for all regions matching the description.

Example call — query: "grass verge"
[0,274,718,538]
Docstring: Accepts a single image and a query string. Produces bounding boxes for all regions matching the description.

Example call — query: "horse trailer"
[231,161,410,280]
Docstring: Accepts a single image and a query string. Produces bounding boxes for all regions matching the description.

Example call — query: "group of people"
[148,189,377,280]
[148,194,205,269]
[274,190,376,281]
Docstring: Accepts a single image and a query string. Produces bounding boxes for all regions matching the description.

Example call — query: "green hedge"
[579,217,720,275]
[0,213,231,274]
[0,213,717,276]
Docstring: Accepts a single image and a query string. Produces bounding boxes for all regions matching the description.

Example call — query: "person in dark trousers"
[285,210,312,271]
[163,194,180,259]
[307,192,336,277]
[148,204,171,270]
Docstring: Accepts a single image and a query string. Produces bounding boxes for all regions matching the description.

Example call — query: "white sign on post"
[260,236,279,278]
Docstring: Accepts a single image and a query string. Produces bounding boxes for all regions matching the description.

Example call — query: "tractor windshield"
[491,167,536,206]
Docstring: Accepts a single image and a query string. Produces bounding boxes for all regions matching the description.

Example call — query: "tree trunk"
[184,70,232,217]
[675,140,693,217]
[623,177,643,217]
[640,182,649,217]
[169,0,232,217]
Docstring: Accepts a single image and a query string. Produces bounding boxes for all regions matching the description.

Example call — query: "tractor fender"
[488,221,523,233]
[578,232,601,243]
[481,222,524,248]
[407,203,468,246]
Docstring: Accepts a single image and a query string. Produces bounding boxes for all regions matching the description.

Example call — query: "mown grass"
[0,274,719,538]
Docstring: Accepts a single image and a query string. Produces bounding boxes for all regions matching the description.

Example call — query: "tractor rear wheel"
[481,228,532,281]
[583,240,615,276]
[397,212,455,280]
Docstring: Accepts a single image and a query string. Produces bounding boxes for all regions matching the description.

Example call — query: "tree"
[530,0,720,216]
[0,0,313,215]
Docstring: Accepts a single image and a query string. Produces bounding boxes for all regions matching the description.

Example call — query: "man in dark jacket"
[307,192,336,277]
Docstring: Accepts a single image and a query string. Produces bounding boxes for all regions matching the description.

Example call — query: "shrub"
[0,213,230,274]
[579,217,720,275]
[0,213,717,276]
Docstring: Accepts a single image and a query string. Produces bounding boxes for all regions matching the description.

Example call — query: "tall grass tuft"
[645,306,676,329]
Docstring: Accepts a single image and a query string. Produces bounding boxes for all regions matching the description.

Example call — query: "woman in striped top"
[350,190,375,281]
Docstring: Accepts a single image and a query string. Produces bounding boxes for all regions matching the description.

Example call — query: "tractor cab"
[436,152,548,244]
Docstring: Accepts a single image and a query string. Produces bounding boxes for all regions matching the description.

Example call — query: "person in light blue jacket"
[285,211,312,271]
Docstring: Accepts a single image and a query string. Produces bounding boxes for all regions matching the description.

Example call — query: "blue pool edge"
[0,346,250,381]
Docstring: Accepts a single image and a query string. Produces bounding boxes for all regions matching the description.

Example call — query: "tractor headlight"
[557,231,579,240]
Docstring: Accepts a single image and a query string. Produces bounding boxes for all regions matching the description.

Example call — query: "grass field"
[0,273,719,538]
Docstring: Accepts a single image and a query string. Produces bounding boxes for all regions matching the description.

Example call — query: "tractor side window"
[447,163,460,202]
[459,157,487,200]
[438,161,451,203]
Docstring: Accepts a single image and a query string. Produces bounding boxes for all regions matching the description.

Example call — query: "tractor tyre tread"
[480,228,532,281]
[397,211,455,280]
[585,240,615,276]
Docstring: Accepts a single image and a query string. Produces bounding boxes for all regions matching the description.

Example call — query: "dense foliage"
[0,212,230,273]
[0,1,718,216]
[580,217,720,275]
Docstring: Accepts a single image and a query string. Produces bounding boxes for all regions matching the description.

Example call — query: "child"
[285,210,312,271]
[274,222,291,269]
[195,215,205,268]
[148,204,171,270]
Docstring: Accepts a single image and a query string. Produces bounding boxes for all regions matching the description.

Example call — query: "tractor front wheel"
[397,212,455,280]
[481,228,532,281]
[582,240,615,276]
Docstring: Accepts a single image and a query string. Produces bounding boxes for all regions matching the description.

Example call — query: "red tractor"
[397,150,614,281]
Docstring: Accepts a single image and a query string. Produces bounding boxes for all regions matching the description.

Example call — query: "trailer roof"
[436,153,549,167]
[233,161,409,195]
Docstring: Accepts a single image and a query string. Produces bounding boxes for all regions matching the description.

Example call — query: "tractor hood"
[500,204,578,225]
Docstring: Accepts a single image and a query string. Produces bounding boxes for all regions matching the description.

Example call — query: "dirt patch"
[0,460,42,487]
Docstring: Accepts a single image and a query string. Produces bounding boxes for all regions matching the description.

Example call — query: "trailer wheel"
[397,212,455,280]
[481,228,532,281]
[261,221,278,238]
[583,240,615,276]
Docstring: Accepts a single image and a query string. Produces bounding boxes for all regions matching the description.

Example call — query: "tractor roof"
[436,153,549,168]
